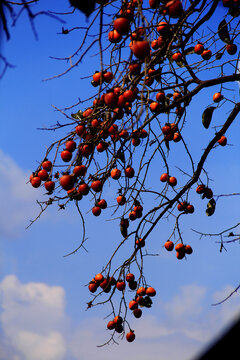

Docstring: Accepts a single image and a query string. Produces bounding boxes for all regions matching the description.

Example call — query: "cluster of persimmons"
[29,0,239,343]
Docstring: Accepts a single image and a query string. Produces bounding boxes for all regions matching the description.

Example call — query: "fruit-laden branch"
[138,102,240,244]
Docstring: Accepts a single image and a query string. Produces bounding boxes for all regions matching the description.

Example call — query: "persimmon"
[104,92,118,107]
[173,132,181,142]
[166,0,183,18]
[150,101,161,113]
[136,296,145,306]
[103,71,113,83]
[95,273,104,282]
[196,184,205,194]
[111,168,121,180]
[91,118,100,128]
[66,140,76,152]
[88,283,98,293]
[226,43,237,55]
[173,91,181,100]
[149,0,160,8]
[92,71,102,84]
[79,144,93,157]
[172,52,182,62]
[83,108,93,118]
[201,49,212,60]
[146,287,156,296]
[116,281,126,291]
[139,129,148,138]
[218,135,227,146]
[75,124,85,137]
[176,106,184,116]
[60,174,75,190]
[92,206,102,216]
[164,240,174,251]
[107,320,116,330]
[156,91,165,103]
[133,308,142,318]
[96,141,108,152]
[125,166,135,178]
[123,89,135,103]
[151,39,159,50]
[129,300,138,310]
[157,21,168,33]
[136,286,146,296]
[157,35,165,47]
[38,169,48,181]
[42,160,52,172]
[108,123,118,135]
[78,183,90,196]
[176,251,185,260]
[213,92,223,103]
[177,201,188,211]
[145,76,154,87]
[92,206,101,216]
[128,281,137,290]
[44,180,55,192]
[115,324,123,333]
[73,165,87,177]
[194,43,204,55]
[91,180,103,192]
[165,131,174,141]
[131,40,150,59]
[119,129,129,138]
[186,204,194,213]
[162,125,172,135]
[97,199,107,209]
[160,173,168,182]
[134,204,143,213]
[185,244,193,254]
[117,195,126,205]
[61,150,72,162]
[129,210,137,221]
[132,137,140,146]
[129,61,141,75]
[114,17,130,35]
[175,243,185,253]
[31,176,41,188]
[126,273,135,282]
[168,176,177,186]
[108,29,122,43]
[113,315,123,325]
[100,278,110,290]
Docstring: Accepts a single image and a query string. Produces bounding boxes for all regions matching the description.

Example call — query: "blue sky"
[0,1,240,359]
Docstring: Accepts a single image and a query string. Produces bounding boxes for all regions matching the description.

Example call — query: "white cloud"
[14,331,66,360]
[0,149,39,239]
[0,275,240,360]
[164,284,207,319]
[0,275,67,360]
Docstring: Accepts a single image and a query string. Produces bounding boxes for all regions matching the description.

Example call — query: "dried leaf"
[184,46,195,55]
[215,52,223,60]
[207,198,216,208]
[206,198,216,216]
[218,19,230,44]
[206,207,215,216]
[69,0,96,17]
[202,106,216,129]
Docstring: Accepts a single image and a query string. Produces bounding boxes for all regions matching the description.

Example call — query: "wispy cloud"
[0,149,39,239]
[0,275,67,360]
[0,275,239,360]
